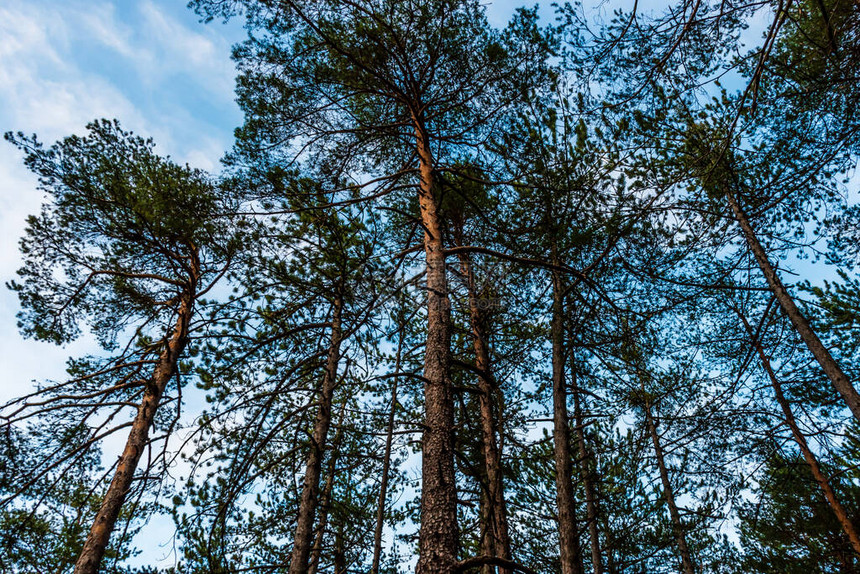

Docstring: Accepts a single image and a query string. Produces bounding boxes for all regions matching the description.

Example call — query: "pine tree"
[2,119,233,574]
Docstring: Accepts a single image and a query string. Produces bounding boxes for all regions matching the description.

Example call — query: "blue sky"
[1,0,626,414]
[0,0,246,406]
[0,0,693,397]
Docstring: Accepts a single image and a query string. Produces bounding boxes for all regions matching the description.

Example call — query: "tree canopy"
[3,1,860,573]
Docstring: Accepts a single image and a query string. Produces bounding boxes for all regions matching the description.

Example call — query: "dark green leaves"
[5,119,221,346]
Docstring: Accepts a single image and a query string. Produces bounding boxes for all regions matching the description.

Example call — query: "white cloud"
[0,3,67,69]
[79,3,137,59]
[0,1,149,301]
[0,3,146,138]
[142,1,219,65]
[183,139,225,172]
[135,0,237,97]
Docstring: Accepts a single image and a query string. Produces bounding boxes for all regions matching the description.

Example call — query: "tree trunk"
[736,309,860,555]
[74,274,197,574]
[726,190,860,423]
[456,248,511,574]
[479,491,494,574]
[308,400,349,574]
[570,360,603,574]
[371,331,403,574]
[413,114,458,574]
[642,399,695,574]
[307,464,336,574]
[289,295,344,574]
[551,267,585,574]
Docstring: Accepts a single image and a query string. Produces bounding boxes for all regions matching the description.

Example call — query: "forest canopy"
[2,0,860,573]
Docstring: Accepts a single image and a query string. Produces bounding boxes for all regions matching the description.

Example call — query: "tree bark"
[726,190,860,423]
[453,556,538,574]
[371,331,403,574]
[74,264,198,574]
[307,460,336,574]
[551,266,585,574]
[736,308,860,555]
[308,400,348,574]
[570,360,603,574]
[413,113,459,574]
[479,491,494,574]
[289,295,344,574]
[642,398,695,574]
[455,248,511,574]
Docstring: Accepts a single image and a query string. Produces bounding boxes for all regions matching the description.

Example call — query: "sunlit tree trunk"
[75,255,199,574]
[455,247,511,574]
[414,112,459,574]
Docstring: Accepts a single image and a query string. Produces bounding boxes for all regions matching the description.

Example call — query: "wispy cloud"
[79,4,137,59]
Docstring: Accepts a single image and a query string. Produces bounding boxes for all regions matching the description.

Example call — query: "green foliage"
[6,0,860,572]
[0,425,139,573]
[739,450,860,573]
[5,119,223,347]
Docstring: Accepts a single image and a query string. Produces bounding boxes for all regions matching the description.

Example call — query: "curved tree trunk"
[551,266,585,574]
[414,113,459,574]
[75,265,198,574]
[736,308,860,555]
[289,296,344,574]
[642,399,695,574]
[727,190,860,423]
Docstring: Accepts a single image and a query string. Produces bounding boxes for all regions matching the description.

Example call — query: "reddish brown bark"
[642,398,695,574]
[74,257,199,574]
[551,267,585,574]
[307,464,336,574]
[414,113,459,574]
[454,245,511,574]
[479,493,494,574]
[727,190,860,423]
[308,400,348,574]
[736,309,860,555]
[453,556,538,574]
[289,296,344,574]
